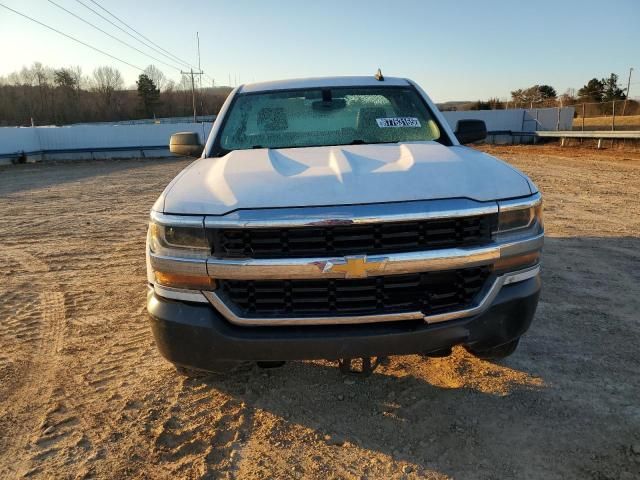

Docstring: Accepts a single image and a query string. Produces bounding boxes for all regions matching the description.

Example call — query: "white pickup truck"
[146,74,543,375]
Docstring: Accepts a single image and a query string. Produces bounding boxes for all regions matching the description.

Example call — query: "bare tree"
[90,66,123,109]
[178,74,191,91]
[0,61,232,125]
[143,65,166,92]
[164,79,176,92]
[70,66,84,92]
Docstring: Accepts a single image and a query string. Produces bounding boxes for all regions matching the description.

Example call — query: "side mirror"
[454,120,487,145]
[169,132,204,157]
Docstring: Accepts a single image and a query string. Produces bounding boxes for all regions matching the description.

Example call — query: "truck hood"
[161,142,533,215]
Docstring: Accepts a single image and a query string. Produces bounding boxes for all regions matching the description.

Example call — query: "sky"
[0,0,638,102]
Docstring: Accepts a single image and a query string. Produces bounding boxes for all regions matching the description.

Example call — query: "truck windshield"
[217,87,443,152]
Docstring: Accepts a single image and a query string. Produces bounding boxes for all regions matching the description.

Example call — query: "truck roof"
[239,76,411,94]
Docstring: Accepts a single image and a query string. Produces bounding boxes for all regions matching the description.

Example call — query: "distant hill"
[436,101,474,111]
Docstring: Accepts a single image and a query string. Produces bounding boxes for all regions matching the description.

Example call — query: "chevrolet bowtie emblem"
[321,255,388,279]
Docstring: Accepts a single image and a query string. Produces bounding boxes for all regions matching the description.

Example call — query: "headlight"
[148,222,209,259]
[494,194,543,272]
[147,213,215,290]
[496,195,543,239]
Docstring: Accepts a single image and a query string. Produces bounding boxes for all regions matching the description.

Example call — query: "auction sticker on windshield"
[376,117,422,128]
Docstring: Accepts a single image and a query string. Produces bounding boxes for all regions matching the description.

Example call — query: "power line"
[81,0,217,88]
[0,2,143,71]
[84,0,197,70]
[72,0,194,71]
[47,0,182,72]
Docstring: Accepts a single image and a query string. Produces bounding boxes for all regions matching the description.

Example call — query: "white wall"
[525,107,575,131]
[0,127,42,154]
[443,109,527,132]
[0,122,212,163]
[442,107,575,133]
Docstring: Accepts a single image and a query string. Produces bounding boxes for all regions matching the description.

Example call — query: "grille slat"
[219,267,491,319]
[210,214,496,259]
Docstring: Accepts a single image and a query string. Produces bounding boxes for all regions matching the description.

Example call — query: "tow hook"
[338,357,385,376]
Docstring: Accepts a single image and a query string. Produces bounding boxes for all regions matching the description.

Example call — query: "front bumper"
[147,274,540,369]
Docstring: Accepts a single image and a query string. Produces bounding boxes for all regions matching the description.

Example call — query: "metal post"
[622,67,633,116]
[582,103,585,131]
[189,69,196,123]
[197,32,204,117]
[612,100,615,131]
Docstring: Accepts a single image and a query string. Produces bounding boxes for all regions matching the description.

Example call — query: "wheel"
[465,338,520,360]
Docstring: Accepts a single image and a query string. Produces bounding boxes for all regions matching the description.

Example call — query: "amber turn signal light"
[154,271,216,290]
[494,252,539,272]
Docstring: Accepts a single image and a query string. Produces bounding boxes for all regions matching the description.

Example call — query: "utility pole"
[181,68,204,122]
[622,67,634,116]
[197,32,205,116]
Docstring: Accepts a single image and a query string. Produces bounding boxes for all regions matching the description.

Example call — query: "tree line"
[0,62,232,126]
[441,73,638,114]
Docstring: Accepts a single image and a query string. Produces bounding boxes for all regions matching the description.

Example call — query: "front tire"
[465,338,520,360]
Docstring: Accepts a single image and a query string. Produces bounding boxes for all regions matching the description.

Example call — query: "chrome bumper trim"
[149,253,209,276]
[205,233,544,280]
[149,233,543,281]
[203,198,498,229]
[150,210,205,228]
[498,192,542,212]
[202,265,540,327]
[151,284,209,303]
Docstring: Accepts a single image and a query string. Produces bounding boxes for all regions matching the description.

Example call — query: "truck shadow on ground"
[167,353,546,478]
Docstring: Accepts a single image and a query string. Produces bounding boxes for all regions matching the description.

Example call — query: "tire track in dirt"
[0,293,42,374]
[151,376,254,479]
[23,285,156,476]
[0,247,69,478]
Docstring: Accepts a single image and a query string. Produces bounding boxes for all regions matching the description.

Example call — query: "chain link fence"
[506,99,639,131]
[571,100,640,131]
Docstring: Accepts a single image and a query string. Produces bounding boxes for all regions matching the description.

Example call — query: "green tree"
[136,73,160,117]
[53,68,79,123]
[143,65,166,92]
[601,73,626,102]
[54,68,77,90]
[577,78,605,103]
[538,85,557,99]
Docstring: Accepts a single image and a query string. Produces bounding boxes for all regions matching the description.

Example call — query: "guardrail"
[0,145,169,163]
[535,130,640,148]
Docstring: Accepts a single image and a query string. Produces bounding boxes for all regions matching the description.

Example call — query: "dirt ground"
[1,144,639,480]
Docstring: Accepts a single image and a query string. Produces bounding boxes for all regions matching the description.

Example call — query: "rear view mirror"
[169,132,204,157]
[454,120,487,145]
[312,98,347,111]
